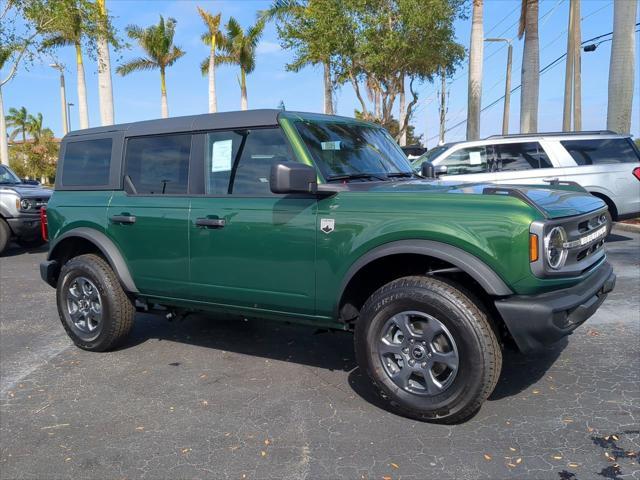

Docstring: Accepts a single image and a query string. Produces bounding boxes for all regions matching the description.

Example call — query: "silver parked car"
[413,131,640,220]
[0,164,51,254]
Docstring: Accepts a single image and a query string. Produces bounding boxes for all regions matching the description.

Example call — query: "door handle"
[110,214,137,225]
[195,217,226,229]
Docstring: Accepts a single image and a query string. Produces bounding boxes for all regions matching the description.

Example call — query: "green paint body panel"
[46,113,609,329]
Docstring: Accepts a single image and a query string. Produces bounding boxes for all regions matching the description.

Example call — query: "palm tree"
[607,0,637,134]
[6,107,30,144]
[117,16,185,118]
[518,0,539,133]
[42,3,90,130]
[96,0,114,125]
[0,46,14,166]
[27,113,45,142]
[218,17,265,110]
[197,7,223,113]
[467,0,483,140]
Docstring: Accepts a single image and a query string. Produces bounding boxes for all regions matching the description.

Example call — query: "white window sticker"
[211,139,233,172]
[321,141,341,151]
[469,151,482,165]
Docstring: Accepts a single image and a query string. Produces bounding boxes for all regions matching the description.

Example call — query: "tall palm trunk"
[0,87,8,166]
[519,0,539,133]
[240,68,248,110]
[160,67,168,118]
[75,41,89,129]
[467,0,483,140]
[323,60,333,115]
[208,33,217,113]
[97,0,114,125]
[607,0,637,134]
[399,78,407,146]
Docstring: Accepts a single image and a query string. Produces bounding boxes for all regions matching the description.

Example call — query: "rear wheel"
[56,253,135,351]
[0,219,10,255]
[355,276,502,423]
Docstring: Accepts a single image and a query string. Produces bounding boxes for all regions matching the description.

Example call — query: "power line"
[427,24,638,143]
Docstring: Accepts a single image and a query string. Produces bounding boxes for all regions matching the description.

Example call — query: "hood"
[0,184,53,198]
[345,179,605,219]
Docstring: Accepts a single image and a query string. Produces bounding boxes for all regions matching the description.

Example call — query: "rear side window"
[61,138,112,186]
[125,134,191,194]
[493,142,552,171]
[561,138,640,165]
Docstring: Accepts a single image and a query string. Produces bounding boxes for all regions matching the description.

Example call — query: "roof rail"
[486,130,618,139]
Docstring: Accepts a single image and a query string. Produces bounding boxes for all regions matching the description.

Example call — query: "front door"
[188,128,317,316]
[107,133,193,298]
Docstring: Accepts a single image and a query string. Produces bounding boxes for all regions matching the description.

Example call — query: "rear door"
[188,127,317,316]
[107,133,193,298]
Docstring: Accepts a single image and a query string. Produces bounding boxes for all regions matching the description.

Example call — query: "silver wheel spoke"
[422,369,444,394]
[379,340,403,356]
[65,276,103,338]
[391,364,413,388]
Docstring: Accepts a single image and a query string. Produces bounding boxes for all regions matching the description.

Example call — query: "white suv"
[414,132,640,220]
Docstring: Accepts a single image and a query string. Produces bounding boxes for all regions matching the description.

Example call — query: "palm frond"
[197,7,222,33]
[258,0,304,23]
[41,35,73,49]
[214,54,238,66]
[164,46,185,67]
[225,17,243,41]
[200,57,210,75]
[116,57,157,76]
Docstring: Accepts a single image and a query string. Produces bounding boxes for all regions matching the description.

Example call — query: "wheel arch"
[587,190,618,220]
[337,240,513,322]
[47,227,138,293]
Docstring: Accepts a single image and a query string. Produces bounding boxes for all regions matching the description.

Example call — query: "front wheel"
[56,253,135,351]
[354,276,502,423]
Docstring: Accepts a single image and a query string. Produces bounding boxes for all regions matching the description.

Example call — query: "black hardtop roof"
[63,109,376,140]
[65,109,282,139]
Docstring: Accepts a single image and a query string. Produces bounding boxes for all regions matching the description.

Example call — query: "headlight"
[544,226,568,270]
[20,198,32,210]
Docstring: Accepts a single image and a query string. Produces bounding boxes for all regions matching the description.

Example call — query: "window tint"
[62,138,112,186]
[439,146,489,175]
[493,142,552,171]
[125,134,191,194]
[204,131,244,194]
[231,128,291,195]
[561,138,640,165]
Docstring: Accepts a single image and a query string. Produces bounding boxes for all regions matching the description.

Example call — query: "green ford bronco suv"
[40,110,615,423]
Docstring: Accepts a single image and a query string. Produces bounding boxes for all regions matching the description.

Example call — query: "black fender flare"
[338,240,513,305]
[48,227,138,293]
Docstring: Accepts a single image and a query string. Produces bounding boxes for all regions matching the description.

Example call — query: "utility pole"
[485,38,512,135]
[50,64,69,135]
[439,67,446,145]
[563,0,582,131]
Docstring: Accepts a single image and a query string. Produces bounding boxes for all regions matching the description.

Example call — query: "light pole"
[485,38,512,136]
[49,63,69,135]
[67,103,74,132]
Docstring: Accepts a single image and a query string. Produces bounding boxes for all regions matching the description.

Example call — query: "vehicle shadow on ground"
[1,242,48,258]
[123,311,567,411]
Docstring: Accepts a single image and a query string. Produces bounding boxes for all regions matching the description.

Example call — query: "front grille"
[530,207,609,278]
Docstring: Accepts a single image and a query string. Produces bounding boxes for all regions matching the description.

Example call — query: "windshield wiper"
[326,173,388,182]
[386,172,415,179]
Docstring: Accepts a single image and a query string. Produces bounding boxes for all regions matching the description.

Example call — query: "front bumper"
[495,261,616,353]
[6,214,41,240]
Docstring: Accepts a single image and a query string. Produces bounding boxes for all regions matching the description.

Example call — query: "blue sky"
[3,0,639,147]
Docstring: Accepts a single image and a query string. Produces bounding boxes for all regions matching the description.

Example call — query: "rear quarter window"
[561,138,640,165]
[61,138,113,186]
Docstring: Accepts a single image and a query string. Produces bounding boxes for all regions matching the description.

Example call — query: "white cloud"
[256,41,282,55]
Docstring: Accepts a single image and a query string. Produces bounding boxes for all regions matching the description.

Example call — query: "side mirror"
[421,162,434,178]
[270,162,318,194]
[435,165,448,176]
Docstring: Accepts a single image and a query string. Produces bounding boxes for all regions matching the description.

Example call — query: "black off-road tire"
[354,275,502,424]
[56,253,135,351]
[0,218,10,255]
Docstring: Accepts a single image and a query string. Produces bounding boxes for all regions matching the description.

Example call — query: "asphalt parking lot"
[1,228,639,480]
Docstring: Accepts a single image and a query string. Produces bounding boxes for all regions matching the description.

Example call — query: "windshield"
[0,165,21,184]
[412,145,449,168]
[294,120,413,181]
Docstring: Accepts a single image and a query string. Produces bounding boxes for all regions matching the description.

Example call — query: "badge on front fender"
[320,218,335,234]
